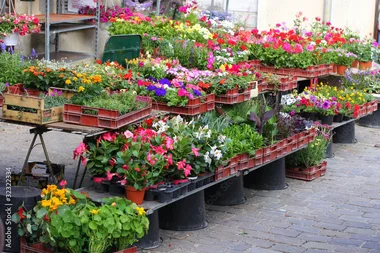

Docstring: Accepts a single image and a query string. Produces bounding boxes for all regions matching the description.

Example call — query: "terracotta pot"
[359,61,372,70]
[336,65,348,75]
[351,60,359,68]
[332,64,337,73]
[125,186,146,205]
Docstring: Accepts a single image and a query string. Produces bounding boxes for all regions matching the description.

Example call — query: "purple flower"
[289,110,295,116]
[1,43,6,52]
[193,89,202,97]
[149,77,158,82]
[159,78,171,86]
[321,100,330,110]
[310,95,317,104]
[155,88,166,96]
[147,85,156,92]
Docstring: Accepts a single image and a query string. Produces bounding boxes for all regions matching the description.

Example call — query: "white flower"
[218,135,226,143]
[204,152,212,165]
[214,149,222,160]
[205,130,211,138]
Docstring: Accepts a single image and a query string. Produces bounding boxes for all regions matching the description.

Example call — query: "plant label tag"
[250,88,258,98]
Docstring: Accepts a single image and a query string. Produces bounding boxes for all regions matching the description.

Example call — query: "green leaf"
[89,221,98,230]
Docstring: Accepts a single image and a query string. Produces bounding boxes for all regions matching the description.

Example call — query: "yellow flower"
[68,198,76,205]
[90,209,100,215]
[41,200,51,207]
[65,79,71,85]
[47,185,57,192]
[76,73,83,78]
[136,206,145,216]
[73,77,78,81]
[219,64,226,72]
[78,86,85,92]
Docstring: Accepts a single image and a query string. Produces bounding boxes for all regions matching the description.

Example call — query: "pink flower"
[109,158,116,167]
[151,36,157,41]
[59,180,67,187]
[122,164,129,170]
[112,202,117,206]
[147,153,157,166]
[73,142,87,159]
[80,156,87,166]
[102,132,114,141]
[107,171,116,180]
[152,145,166,155]
[282,42,292,53]
[165,137,174,150]
[178,88,188,97]
[124,130,133,138]
[177,159,187,170]
[119,179,127,185]
[306,44,315,52]
[184,164,192,177]
[192,147,200,157]
[166,154,173,165]
[293,43,303,53]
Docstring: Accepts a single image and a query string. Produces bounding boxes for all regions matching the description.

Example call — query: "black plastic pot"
[244,157,288,190]
[333,114,344,123]
[358,104,380,128]
[109,182,125,196]
[0,187,41,253]
[144,188,157,201]
[135,211,161,249]
[300,112,319,121]
[333,121,356,143]
[205,174,246,206]
[159,190,208,231]
[320,115,334,125]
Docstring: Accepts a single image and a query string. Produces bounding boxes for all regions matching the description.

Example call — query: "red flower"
[144,118,154,127]
[227,40,236,46]
[240,45,248,51]
[18,208,25,221]
[212,33,218,39]
[43,214,50,221]
[217,38,225,44]
[134,168,140,172]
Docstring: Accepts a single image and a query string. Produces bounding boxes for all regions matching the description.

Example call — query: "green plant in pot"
[286,123,332,169]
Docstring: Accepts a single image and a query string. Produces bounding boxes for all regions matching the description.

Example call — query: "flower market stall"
[1,1,380,252]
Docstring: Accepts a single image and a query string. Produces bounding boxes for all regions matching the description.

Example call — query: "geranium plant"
[0,13,41,37]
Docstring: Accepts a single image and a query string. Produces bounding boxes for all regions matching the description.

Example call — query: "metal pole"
[45,0,50,60]
[225,0,229,12]
[17,133,38,186]
[95,0,100,59]
[39,133,57,184]
[156,0,161,16]
[323,0,332,22]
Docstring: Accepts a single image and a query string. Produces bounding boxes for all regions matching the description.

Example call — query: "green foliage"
[286,125,332,168]
[0,51,28,85]
[223,123,263,159]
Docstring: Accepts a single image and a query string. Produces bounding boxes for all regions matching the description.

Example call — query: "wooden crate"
[48,87,76,100]
[2,93,63,125]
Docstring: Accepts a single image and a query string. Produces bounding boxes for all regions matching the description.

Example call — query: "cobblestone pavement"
[1,122,380,253]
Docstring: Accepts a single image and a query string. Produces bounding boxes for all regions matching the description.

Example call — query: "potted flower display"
[0,14,41,46]
[285,123,332,181]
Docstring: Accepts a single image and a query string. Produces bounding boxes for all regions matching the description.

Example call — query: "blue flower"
[179,82,185,88]
[149,77,158,82]
[193,89,202,97]
[159,78,171,86]
[147,85,156,92]
[155,88,167,96]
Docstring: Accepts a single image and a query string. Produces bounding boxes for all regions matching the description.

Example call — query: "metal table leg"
[72,158,82,189]
[38,133,57,184]
[18,133,38,185]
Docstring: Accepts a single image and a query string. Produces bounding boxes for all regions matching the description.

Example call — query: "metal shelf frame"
[43,0,100,61]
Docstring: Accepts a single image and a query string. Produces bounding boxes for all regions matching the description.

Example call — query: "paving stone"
[270,243,305,253]
[302,249,332,253]
[297,233,331,243]
[312,222,347,231]
[363,242,380,250]
[269,234,306,246]
[339,215,369,223]
[342,221,373,229]
[290,224,320,234]
[344,227,377,235]
[269,227,302,238]
[302,242,338,251]
[350,234,380,242]
[329,238,363,247]
[244,247,282,253]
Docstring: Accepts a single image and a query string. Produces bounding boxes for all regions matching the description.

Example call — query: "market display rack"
[35,1,100,61]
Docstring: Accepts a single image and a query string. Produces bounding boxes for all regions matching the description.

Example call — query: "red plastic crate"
[63,96,152,129]
[153,94,215,116]
[286,161,327,181]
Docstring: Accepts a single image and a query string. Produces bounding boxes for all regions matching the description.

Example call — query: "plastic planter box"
[286,161,327,181]
[152,94,214,116]
[64,96,152,129]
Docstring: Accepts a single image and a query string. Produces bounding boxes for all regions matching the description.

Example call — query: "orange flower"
[59,74,65,78]
[220,79,226,85]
